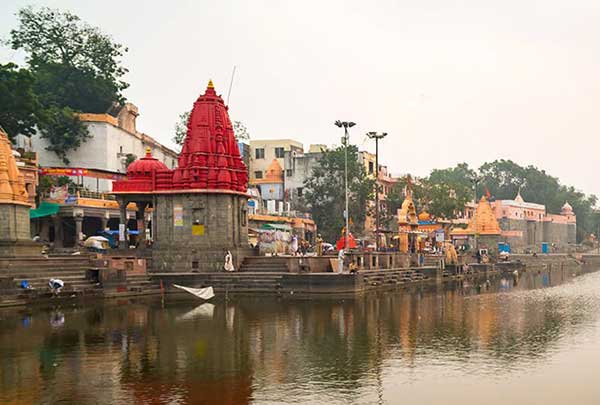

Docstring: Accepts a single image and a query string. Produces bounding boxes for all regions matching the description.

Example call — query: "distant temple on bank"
[112,81,251,271]
[451,191,576,253]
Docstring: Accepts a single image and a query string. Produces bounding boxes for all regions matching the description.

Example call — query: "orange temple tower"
[0,127,38,256]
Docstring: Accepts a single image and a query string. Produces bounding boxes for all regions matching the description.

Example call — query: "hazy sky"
[2,0,600,198]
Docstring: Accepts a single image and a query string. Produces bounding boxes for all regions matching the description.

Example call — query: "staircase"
[153,272,285,294]
[239,256,290,273]
[361,268,428,287]
[124,274,163,294]
[0,255,100,294]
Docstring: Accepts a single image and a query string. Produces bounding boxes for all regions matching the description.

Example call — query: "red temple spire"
[113,81,248,194]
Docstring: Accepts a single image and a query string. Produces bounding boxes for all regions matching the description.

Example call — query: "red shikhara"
[113,80,248,194]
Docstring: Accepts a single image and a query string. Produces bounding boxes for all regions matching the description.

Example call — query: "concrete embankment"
[1,253,596,306]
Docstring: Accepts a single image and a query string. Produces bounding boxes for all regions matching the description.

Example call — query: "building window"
[297,187,303,197]
[275,147,285,158]
[254,171,263,179]
[286,169,293,177]
[368,161,374,174]
[255,148,265,159]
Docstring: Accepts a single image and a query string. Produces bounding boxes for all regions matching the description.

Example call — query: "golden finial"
[145,147,151,155]
[207,79,214,89]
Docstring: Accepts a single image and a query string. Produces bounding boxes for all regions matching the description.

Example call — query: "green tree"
[173,111,190,147]
[233,121,250,141]
[0,63,40,141]
[421,163,475,218]
[9,6,128,100]
[37,106,89,164]
[8,6,128,157]
[303,144,374,242]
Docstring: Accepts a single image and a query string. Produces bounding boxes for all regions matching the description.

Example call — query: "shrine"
[112,81,251,272]
[0,127,38,256]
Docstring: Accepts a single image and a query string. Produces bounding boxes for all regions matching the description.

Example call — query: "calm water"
[1,268,600,404]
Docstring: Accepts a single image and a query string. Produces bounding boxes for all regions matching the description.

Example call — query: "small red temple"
[112,81,251,273]
[113,80,248,194]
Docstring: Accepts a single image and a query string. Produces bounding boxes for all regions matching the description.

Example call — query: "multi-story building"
[17,103,178,193]
[359,151,397,237]
[283,144,327,210]
[249,139,303,183]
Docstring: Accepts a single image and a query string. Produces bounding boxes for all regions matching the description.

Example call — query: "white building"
[17,103,178,193]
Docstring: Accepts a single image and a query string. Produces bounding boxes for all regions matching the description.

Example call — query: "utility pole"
[366,132,388,251]
[335,121,356,252]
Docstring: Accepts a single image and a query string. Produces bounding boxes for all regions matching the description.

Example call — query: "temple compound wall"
[152,193,250,272]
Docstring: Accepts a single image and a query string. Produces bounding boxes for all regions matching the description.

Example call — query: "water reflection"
[1,267,599,404]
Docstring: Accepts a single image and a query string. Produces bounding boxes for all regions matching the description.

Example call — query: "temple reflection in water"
[0,267,596,404]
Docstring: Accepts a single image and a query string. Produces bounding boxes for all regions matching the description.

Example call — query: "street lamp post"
[335,120,355,252]
[366,131,388,251]
[472,176,479,252]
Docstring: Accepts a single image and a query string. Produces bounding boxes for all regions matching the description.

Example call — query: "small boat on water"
[173,284,215,300]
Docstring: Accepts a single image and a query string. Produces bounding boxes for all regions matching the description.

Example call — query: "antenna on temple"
[226,65,237,106]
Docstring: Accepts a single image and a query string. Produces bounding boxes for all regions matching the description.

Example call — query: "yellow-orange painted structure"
[252,159,284,185]
[0,127,30,206]
[451,196,501,236]
[397,193,419,253]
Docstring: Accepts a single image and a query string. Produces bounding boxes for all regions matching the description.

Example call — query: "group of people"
[289,235,315,256]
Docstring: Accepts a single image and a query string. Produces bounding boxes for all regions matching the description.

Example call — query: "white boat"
[173,284,215,300]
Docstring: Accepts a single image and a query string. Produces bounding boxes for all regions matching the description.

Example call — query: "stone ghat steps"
[1,267,92,277]
[361,269,428,287]
[124,275,163,292]
[1,257,93,271]
[153,273,286,293]
[239,257,290,273]
[12,274,98,291]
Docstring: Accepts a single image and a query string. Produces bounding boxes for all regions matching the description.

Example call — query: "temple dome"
[451,196,500,236]
[418,211,431,222]
[127,148,168,178]
[255,159,284,184]
[561,201,574,215]
[398,194,418,226]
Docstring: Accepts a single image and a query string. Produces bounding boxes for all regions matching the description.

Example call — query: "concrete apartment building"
[248,139,303,183]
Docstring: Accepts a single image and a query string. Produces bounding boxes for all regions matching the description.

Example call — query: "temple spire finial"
[207,79,214,89]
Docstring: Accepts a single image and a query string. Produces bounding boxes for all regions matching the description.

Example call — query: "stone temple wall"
[0,204,30,241]
[152,193,250,272]
[0,204,39,256]
[497,218,576,252]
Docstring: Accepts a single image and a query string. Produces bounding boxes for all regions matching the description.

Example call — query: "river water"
[1,267,600,404]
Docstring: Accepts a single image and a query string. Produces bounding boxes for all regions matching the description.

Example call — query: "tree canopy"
[3,6,128,162]
[0,63,40,141]
[303,144,374,242]
[392,160,599,242]
[10,6,128,103]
